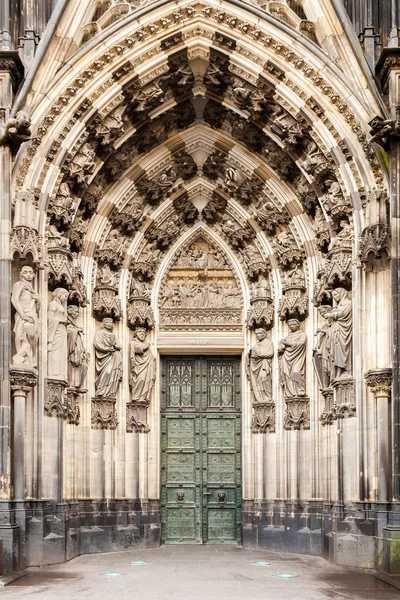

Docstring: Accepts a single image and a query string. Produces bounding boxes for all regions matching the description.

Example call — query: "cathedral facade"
[0,0,399,577]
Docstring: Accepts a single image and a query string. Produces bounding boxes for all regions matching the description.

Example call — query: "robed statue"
[130,328,156,404]
[11,265,40,368]
[47,288,70,381]
[67,305,89,390]
[314,287,352,386]
[94,318,123,398]
[247,328,274,402]
[278,319,307,398]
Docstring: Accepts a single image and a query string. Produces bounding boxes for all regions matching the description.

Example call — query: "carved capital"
[365,368,392,397]
[45,379,68,418]
[91,397,118,430]
[126,401,150,433]
[251,402,275,434]
[284,397,310,430]
[10,368,38,395]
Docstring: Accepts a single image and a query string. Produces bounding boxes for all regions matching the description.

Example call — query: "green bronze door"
[161,356,241,544]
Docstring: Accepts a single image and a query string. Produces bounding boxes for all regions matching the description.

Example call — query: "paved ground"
[1,545,400,599]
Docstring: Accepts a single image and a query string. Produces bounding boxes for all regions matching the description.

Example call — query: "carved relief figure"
[94,318,123,398]
[67,305,89,390]
[131,275,151,299]
[278,319,307,398]
[130,329,156,403]
[247,328,274,402]
[11,266,40,368]
[47,288,70,381]
[317,288,352,383]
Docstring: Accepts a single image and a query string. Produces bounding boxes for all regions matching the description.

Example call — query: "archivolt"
[11,0,388,322]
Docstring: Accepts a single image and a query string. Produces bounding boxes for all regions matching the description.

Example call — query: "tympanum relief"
[158,237,242,331]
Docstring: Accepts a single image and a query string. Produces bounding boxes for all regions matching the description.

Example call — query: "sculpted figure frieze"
[278,319,307,398]
[47,288,70,382]
[94,318,123,399]
[11,266,40,368]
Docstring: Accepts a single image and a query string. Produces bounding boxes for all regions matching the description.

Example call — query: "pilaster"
[0,52,24,503]
[376,49,400,499]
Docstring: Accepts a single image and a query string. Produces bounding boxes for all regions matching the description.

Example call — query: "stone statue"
[67,305,89,390]
[130,329,156,403]
[247,328,274,402]
[324,288,352,381]
[47,288,70,381]
[317,288,352,384]
[11,266,40,368]
[278,319,307,398]
[94,318,123,398]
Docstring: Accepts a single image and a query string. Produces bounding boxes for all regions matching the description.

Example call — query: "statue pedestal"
[126,400,150,433]
[319,387,335,426]
[332,376,356,418]
[91,397,118,430]
[283,397,310,430]
[45,379,68,418]
[251,402,275,434]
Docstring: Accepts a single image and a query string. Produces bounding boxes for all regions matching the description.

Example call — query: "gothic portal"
[1,0,400,578]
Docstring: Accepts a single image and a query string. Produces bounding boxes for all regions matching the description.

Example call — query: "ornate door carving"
[161,356,241,544]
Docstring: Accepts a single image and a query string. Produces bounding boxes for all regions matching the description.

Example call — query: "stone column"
[375,50,400,499]
[365,369,393,502]
[10,369,37,500]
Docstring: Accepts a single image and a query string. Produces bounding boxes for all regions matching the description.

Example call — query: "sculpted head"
[20,265,35,281]
[255,328,267,341]
[287,319,300,332]
[67,305,80,320]
[15,111,31,130]
[52,287,69,303]
[332,287,348,303]
[102,317,114,330]
[135,328,147,342]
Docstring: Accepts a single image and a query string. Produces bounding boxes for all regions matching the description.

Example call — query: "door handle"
[203,491,212,495]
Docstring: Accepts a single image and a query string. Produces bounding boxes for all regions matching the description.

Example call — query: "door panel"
[161,356,241,545]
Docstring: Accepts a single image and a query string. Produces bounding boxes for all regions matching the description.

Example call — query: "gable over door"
[161,356,241,544]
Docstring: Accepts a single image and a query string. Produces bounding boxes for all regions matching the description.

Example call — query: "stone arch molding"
[9,0,391,426]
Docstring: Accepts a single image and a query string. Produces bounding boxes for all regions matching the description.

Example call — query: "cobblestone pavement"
[1,545,400,600]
